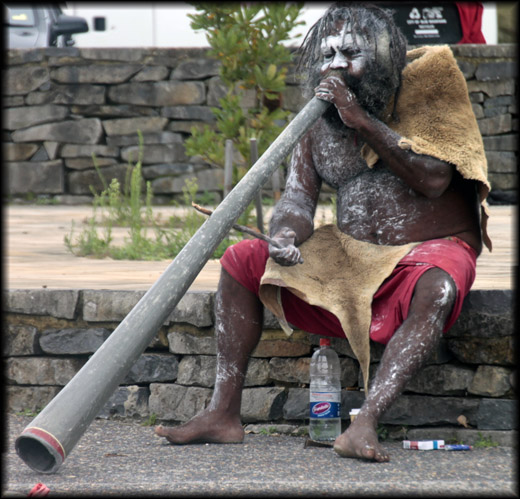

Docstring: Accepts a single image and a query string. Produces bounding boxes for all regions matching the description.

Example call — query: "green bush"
[185,3,304,225]
[64,132,237,261]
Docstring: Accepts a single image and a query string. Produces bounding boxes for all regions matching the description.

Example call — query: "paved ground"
[4,204,516,291]
[4,414,517,497]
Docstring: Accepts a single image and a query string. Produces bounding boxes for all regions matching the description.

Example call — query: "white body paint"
[320,24,372,74]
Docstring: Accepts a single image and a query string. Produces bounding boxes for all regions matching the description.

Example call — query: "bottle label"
[310,391,340,418]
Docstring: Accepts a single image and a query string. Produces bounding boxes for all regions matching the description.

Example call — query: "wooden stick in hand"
[192,202,304,263]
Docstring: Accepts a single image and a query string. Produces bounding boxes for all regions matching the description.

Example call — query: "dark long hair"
[297,2,407,113]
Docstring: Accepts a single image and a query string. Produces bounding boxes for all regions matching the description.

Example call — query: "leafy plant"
[151,177,236,260]
[35,196,59,205]
[376,425,389,441]
[64,133,237,261]
[293,426,309,437]
[330,194,337,224]
[141,413,157,427]
[185,3,304,225]
[15,408,41,417]
[474,432,499,448]
[259,426,279,435]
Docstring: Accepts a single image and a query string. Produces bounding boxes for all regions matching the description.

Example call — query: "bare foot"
[154,410,244,445]
[333,418,390,462]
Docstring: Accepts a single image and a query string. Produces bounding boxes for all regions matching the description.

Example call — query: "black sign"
[385,3,463,44]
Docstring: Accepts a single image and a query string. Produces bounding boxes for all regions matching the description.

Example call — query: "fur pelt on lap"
[260,226,416,393]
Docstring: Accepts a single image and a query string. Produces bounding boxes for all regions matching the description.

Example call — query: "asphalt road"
[3,414,517,497]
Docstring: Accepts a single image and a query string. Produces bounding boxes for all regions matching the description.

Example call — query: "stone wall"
[4,288,516,441]
[3,44,518,205]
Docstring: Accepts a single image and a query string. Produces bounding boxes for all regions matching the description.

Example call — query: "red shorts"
[220,236,477,345]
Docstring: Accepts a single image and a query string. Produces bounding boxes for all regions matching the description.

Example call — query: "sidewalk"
[4,413,517,497]
[4,204,516,291]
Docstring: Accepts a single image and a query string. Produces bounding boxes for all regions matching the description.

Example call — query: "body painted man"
[156,3,490,462]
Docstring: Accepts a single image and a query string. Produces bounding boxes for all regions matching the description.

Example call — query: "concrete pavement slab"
[4,414,517,497]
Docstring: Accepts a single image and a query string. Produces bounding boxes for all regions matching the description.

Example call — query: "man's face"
[318,19,395,122]
[319,21,374,83]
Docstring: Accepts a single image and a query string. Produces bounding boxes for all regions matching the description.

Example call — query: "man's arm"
[268,132,322,266]
[315,76,453,198]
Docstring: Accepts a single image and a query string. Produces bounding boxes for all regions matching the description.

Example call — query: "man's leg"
[155,268,263,443]
[333,267,457,461]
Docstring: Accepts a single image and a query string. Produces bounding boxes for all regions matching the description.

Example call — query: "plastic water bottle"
[309,338,342,441]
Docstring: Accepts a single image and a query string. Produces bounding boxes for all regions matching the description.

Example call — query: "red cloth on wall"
[456,2,486,43]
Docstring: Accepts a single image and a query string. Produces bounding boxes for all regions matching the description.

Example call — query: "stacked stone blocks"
[4,45,517,205]
[4,288,516,436]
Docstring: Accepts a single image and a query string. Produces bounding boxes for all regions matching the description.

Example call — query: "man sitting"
[156,3,490,462]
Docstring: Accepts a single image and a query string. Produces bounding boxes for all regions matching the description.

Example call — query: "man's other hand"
[269,228,302,266]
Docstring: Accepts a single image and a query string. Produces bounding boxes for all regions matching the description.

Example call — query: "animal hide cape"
[259,45,490,393]
[363,44,491,250]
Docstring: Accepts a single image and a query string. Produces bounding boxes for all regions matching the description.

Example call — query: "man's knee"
[411,267,457,317]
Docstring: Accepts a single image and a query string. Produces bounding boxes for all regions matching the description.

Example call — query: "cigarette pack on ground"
[403,440,445,450]
[403,440,473,451]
